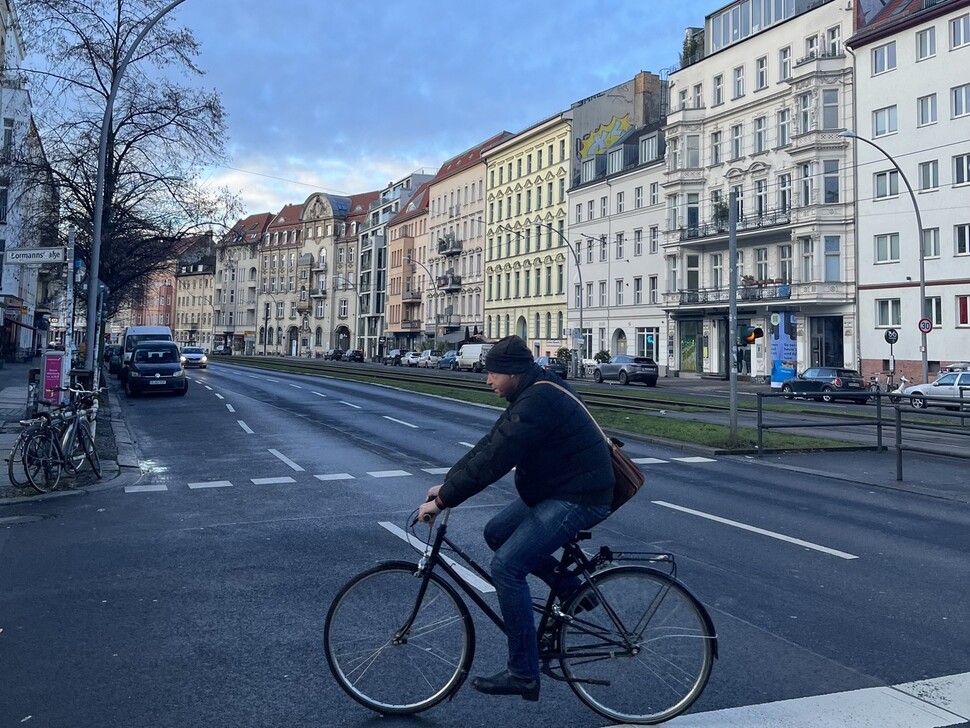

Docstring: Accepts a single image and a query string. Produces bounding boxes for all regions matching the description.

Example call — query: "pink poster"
[43,353,67,406]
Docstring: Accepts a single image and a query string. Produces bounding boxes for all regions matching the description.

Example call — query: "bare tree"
[16,0,241,318]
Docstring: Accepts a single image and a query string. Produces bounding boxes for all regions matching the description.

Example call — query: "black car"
[594,356,659,386]
[383,349,404,366]
[535,356,568,380]
[123,341,189,397]
[324,348,344,361]
[103,344,122,365]
[781,367,868,403]
[341,349,364,362]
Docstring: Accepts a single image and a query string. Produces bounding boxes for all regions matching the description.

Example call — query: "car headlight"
[129,369,141,378]
[200,356,207,363]
[180,356,186,363]
[174,369,186,378]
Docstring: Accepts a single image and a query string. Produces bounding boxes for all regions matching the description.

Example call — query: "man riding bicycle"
[417,335,614,701]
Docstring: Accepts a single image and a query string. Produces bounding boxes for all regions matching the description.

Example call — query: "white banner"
[5,248,66,264]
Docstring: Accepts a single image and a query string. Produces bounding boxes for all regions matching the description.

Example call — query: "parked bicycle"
[868,372,910,404]
[324,507,717,725]
[16,386,104,493]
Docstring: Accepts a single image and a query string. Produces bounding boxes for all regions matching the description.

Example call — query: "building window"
[633,277,643,304]
[955,153,970,185]
[917,27,936,60]
[650,226,659,254]
[800,237,814,282]
[822,159,840,203]
[874,170,899,199]
[598,281,607,307]
[635,186,643,208]
[919,160,940,190]
[711,253,723,289]
[957,223,970,255]
[800,163,813,206]
[713,74,723,105]
[756,247,769,280]
[710,130,722,164]
[777,109,791,146]
[731,124,743,159]
[952,83,970,118]
[822,89,839,129]
[669,138,681,170]
[587,200,594,220]
[648,276,658,304]
[756,56,768,89]
[615,279,624,306]
[599,236,607,262]
[650,182,659,205]
[0,187,7,224]
[582,158,595,183]
[634,229,643,256]
[923,228,940,258]
[925,296,942,326]
[754,117,767,153]
[827,25,841,55]
[575,203,582,223]
[875,233,900,262]
[779,244,792,282]
[617,191,625,213]
[600,196,608,217]
[755,179,768,217]
[873,106,898,137]
[872,41,897,74]
[615,232,624,259]
[640,135,658,161]
[799,93,813,133]
[686,134,700,167]
[918,94,938,126]
[877,299,901,326]
[733,66,745,97]
[959,296,970,326]
[779,46,791,80]
[951,13,970,49]
[608,148,623,174]
[824,236,840,282]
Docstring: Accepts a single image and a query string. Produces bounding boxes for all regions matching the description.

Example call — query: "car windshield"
[135,346,178,363]
[183,347,203,354]
[126,334,170,352]
[835,369,861,377]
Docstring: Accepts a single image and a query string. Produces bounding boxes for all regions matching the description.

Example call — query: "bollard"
[895,406,903,481]
[756,393,764,456]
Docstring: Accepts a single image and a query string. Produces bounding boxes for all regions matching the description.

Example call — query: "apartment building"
[258,204,303,356]
[213,213,271,355]
[385,182,430,350]
[174,234,215,348]
[664,0,856,382]
[848,0,970,382]
[355,171,434,360]
[425,133,512,346]
[483,114,572,357]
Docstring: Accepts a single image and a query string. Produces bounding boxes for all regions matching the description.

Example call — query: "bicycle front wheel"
[558,565,716,725]
[324,561,475,715]
[78,421,102,478]
[7,430,34,489]
[23,429,62,494]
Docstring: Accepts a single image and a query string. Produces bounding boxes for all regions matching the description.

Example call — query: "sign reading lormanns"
[4,248,67,264]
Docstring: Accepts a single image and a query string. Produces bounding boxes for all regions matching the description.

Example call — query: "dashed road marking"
[214,393,224,400]
[340,401,361,409]
[672,456,717,463]
[125,484,168,493]
[252,477,296,485]
[383,416,418,429]
[288,383,302,389]
[315,473,354,481]
[188,481,233,489]
[237,420,254,434]
[422,467,451,475]
[226,404,235,413]
[459,441,475,448]
[379,521,495,593]
[268,449,305,472]
[632,457,667,464]
[312,391,327,398]
[367,470,411,478]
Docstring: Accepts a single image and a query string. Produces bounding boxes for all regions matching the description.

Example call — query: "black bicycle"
[324,508,718,724]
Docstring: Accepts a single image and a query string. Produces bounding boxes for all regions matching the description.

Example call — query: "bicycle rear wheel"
[324,561,475,715]
[23,429,62,494]
[78,421,102,478]
[7,429,35,489]
[558,565,716,725]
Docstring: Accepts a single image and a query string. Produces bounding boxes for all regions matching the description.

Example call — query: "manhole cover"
[0,514,50,526]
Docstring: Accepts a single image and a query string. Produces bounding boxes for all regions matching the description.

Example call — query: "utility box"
[41,350,70,407]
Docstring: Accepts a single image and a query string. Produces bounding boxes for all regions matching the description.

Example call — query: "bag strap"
[532,380,610,445]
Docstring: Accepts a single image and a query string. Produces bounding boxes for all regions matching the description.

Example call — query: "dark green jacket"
[438,365,614,508]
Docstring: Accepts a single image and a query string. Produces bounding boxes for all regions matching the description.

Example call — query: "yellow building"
[483,112,571,357]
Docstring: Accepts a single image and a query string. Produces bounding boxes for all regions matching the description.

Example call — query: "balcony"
[437,236,463,256]
[436,274,461,292]
[310,287,328,298]
[313,261,328,274]
[435,314,461,327]
[672,209,793,246]
[666,282,793,307]
[402,289,422,302]
[296,300,311,313]
[401,319,423,330]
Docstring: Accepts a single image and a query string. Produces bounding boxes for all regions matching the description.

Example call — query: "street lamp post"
[85,0,190,374]
[262,291,281,356]
[840,130,928,383]
[404,254,436,350]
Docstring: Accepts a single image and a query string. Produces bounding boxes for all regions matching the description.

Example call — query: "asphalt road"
[2,362,969,727]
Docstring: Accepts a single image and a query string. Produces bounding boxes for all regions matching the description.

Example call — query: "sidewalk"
[0,360,140,504]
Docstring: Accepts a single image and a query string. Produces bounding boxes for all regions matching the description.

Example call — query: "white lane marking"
[653,501,859,560]
[265,377,279,382]
[226,404,235,413]
[672,456,717,463]
[312,391,327,398]
[671,671,970,727]
[459,441,475,448]
[252,477,296,485]
[383,415,418,429]
[288,383,302,389]
[422,467,451,475]
[237,420,254,434]
[125,484,168,493]
[205,385,213,391]
[378,522,495,594]
[368,470,411,478]
[188,481,233,489]
[268,449,305,472]
[632,457,667,464]
[315,473,354,481]
[214,393,224,400]
[340,401,361,409]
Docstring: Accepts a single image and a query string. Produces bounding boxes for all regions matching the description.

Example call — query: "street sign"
[5,247,66,264]
[918,318,933,334]
[884,328,899,344]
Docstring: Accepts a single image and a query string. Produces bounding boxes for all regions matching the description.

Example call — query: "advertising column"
[769,311,798,389]
[41,350,70,406]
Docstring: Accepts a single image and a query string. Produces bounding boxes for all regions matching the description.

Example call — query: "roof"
[390,181,431,225]
[848,0,966,47]
[431,131,514,184]
[267,203,304,230]
[225,212,273,245]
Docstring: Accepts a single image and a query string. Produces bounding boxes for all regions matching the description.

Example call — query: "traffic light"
[739,326,764,346]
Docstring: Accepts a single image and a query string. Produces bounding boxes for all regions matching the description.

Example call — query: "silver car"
[902,371,970,409]
[593,355,659,386]
[180,346,208,369]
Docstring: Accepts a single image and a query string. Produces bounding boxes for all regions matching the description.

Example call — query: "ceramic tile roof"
[267,203,304,229]
[849,0,965,46]
[431,131,514,184]
[225,212,273,245]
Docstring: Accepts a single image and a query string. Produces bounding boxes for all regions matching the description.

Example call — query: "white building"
[847,0,970,383]
[665,0,856,383]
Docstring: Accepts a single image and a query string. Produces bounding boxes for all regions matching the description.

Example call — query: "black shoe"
[471,670,540,701]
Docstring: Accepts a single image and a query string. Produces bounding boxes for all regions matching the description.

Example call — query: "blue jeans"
[484,498,610,680]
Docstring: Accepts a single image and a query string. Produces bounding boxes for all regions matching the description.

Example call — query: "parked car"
[416,350,441,368]
[535,356,568,380]
[324,348,344,361]
[593,355,659,386]
[939,362,970,375]
[108,347,124,376]
[103,344,122,366]
[179,345,208,368]
[383,349,404,366]
[455,343,493,373]
[901,371,970,409]
[211,345,232,356]
[123,341,189,397]
[780,367,868,403]
[341,349,364,362]
[401,351,421,367]
[437,350,458,370]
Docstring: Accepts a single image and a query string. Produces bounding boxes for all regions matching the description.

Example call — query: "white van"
[121,325,174,365]
[456,343,493,373]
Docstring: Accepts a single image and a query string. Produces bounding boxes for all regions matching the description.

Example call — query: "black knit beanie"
[484,335,534,374]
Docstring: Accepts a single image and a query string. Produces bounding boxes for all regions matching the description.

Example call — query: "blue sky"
[176,1,724,215]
